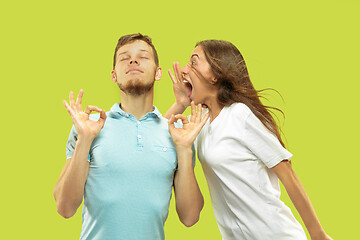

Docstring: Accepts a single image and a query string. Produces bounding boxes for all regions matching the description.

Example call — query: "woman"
[165,40,332,240]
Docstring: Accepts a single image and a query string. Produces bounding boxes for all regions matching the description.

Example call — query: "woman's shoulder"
[226,102,253,120]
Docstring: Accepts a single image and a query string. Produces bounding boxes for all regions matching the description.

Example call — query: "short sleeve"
[244,112,292,168]
[65,125,91,162]
[192,144,196,167]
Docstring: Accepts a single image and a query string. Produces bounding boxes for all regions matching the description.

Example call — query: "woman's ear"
[210,77,217,85]
[111,70,117,83]
[155,67,162,81]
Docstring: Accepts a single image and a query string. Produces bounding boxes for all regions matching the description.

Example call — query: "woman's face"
[182,46,217,105]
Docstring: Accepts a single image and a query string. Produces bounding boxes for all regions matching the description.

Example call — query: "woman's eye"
[120,57,129,61]
[191,61,196,66]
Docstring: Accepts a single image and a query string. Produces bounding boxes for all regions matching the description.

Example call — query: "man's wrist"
[76,135,95,146]
[176,146,194,170]
[175,144,192,152]
[175,146,193,160]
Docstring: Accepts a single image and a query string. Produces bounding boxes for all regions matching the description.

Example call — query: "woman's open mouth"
[183,79,193,98]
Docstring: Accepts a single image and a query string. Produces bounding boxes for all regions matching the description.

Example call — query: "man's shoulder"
[152,116,170,133]
[157,115,169,124]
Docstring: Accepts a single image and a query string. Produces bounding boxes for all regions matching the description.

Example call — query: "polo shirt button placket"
[136,119,143,150]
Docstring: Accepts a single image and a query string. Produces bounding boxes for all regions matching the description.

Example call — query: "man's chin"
[118,79,155,96]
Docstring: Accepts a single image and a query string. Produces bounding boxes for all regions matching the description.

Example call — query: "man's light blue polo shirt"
[66,103,178,240]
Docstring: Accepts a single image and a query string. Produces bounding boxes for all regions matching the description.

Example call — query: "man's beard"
[117,78,155,96]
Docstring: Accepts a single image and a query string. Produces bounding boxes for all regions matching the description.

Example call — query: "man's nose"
[129,58,139,65]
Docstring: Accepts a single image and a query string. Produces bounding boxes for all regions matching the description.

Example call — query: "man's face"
[111,40,161,95]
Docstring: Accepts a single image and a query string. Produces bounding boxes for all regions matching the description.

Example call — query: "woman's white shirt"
[196,103,306,240]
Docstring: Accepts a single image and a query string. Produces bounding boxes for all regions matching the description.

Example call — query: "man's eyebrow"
[117,50,128,56]
[191,54,200,59]
[118,49,150,56]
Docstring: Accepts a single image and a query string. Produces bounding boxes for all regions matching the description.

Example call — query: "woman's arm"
[168,102,209,227]
[271,160,333,240]
[164,102,188,119]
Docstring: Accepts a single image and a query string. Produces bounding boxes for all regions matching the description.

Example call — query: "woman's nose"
[182,64,189,74]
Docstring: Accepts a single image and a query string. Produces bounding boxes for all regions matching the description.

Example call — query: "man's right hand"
[63,89,107,140]
[168,101,209,150]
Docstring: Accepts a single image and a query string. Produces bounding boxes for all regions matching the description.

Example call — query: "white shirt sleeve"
[243,111,292,168]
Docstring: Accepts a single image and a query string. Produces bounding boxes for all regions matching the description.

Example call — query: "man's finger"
[63,100,74,116]
[97,110,107,127]
[85,105,102,115]
[63,100,80,125]
[195,103,202,123]
[168,114,176,131]
[190,101,196,123]
[175,114,189,125]
[192,113,209,136]
[76,89,84,105]
[99,110,107,121]
[75,89,84,112]
[199,113,210,127]
[69,91,75,107]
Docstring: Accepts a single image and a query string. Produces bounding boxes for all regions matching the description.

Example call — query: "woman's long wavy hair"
[195,40,286,147]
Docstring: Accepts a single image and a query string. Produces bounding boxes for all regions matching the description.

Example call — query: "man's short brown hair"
[113,33,159,69]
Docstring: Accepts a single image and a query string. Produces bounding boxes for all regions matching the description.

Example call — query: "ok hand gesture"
[168,101,209,150]
[63,89,107,140]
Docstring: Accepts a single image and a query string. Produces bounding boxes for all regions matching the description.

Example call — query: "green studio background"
[1,0,358,239]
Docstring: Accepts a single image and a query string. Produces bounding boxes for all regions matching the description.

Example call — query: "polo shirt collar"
[110,103,162,119]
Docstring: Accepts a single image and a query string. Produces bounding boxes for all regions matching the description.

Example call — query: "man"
[53,33,205,240]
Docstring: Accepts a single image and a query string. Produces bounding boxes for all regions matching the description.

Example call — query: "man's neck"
[120,89,154,120]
